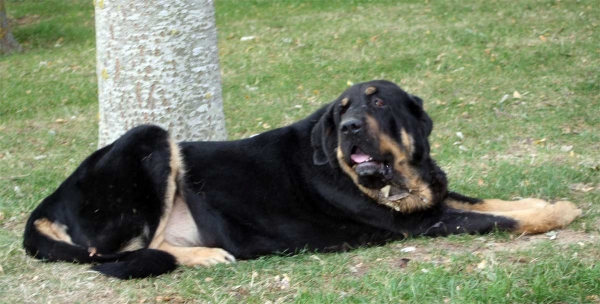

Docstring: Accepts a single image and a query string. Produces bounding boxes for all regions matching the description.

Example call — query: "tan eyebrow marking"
[365,86,377,95]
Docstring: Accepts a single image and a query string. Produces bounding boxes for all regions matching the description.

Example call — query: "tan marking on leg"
[482,201,582,234]
[119,236,146,252]
[447,198,549,212]
[34,218,74,245]
[149,138,185,249]
[364,86,377,95]
[144,138,234,268]
[117,224,150,253]
[157,242,235,267]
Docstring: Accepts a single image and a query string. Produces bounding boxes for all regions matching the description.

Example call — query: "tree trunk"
[95,0,227,147]
[0,0,21,54]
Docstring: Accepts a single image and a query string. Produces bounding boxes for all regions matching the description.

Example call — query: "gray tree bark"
[95,0,227,147]
[0,0,21,54]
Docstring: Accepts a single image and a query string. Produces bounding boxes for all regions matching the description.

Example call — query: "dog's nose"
[341,118,363,134]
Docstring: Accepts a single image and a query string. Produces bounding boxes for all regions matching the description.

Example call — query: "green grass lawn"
[1,0,599,302]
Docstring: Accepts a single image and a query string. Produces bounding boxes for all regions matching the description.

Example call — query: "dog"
[23,80,582,279]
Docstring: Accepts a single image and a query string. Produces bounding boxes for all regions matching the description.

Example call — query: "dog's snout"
[341,118,363,134]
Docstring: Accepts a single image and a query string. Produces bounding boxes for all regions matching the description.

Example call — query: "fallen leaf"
[396,258,410,268]
[400,246,416,253]
[579,161,599,171]
[560,145,573,152]
[546,231,558,240]
[309,255,323,262]
[585,295,599,303]
[349,263,361,273]
[13,186,23,197]
[477,260,487,269]
[276,274,290,289]
[499,94,509,103]
[513,91,522,98]
[569,183,595,192]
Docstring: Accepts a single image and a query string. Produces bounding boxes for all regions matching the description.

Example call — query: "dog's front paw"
[552,200,583,227]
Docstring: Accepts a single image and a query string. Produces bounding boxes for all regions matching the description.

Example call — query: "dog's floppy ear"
[408,94,433,137]
[311,103,337,166]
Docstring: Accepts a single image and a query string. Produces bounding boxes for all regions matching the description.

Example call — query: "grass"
[1,0,599,302]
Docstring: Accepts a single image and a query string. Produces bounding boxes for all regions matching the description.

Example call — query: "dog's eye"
[374,98,385,107]
[340,106,347,116]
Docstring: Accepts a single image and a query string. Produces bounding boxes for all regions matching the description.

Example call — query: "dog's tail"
[23,218,177,279]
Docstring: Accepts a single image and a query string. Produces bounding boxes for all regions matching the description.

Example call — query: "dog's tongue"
[351,149,371,163]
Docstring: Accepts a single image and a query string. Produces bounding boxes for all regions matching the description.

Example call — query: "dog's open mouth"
[349,146,413,201]
[350,147,392,186]
[350,147,387,177]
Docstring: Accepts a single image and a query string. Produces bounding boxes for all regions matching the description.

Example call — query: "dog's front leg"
[417,200,581,237]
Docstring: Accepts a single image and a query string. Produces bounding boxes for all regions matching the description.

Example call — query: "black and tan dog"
[23,80,582,279]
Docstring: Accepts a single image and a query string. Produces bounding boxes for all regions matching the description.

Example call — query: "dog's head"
[311,80,438,212]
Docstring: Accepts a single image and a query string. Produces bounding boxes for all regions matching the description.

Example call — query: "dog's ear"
[311,103,337,166]
[408,94,433,137]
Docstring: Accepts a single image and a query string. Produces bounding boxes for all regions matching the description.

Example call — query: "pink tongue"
[351,152,371,164]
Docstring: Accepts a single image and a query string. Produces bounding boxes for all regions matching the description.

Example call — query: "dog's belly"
[164,196,202,247]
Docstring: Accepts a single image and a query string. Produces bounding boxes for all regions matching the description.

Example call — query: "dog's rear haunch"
[23,80,582,279]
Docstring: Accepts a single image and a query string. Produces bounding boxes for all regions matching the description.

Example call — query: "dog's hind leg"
[150,191,236,267]
[156,242,236,266]
[24,125,189,278]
